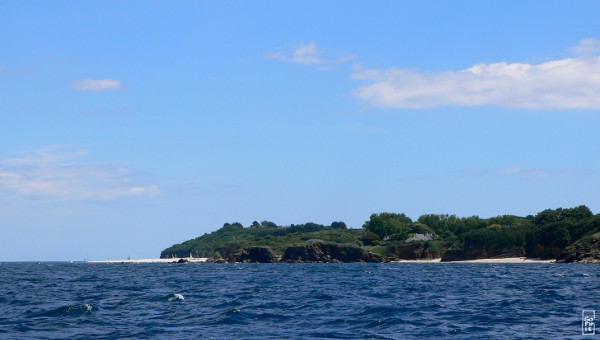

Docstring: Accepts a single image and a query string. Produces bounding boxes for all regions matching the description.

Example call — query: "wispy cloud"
[2,148,88,166]
[571,38,600,56]
[353,39,600,110]
[72,78,124,92]
[337,55,359,63]
[267,41,323,65]
[292,42,322,64]
[0,148,160,200]
[499,167,577,179]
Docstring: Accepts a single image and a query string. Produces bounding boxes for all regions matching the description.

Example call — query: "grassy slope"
[160,226,364,258]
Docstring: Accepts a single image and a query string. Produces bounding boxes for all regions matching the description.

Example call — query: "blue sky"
[1,1,599,261]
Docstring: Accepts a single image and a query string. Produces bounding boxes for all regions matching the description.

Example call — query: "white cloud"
[353,39,600,109]
[266,42,359,71]
[571,38,600,56]
[292,42,321,64]
[267,42,323,65]
[2,148,88,166]
[337,55,359,63]
[0,149,160,200]
[72,78,124,92]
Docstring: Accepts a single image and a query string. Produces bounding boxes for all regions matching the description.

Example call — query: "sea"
[1,262,599,339]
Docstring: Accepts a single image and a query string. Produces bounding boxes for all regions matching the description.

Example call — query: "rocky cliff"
[556,232,600,263]
[236,247,279,263]
[441,246,526,262]
[281,243,385,263]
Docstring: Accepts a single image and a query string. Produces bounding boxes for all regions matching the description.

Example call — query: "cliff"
[161,206,600,263]
[556,231,600,263]
[281,243,384,263]
[441,247,526,262]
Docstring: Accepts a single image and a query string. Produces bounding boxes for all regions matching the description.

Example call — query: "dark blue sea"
[1,262,599,339]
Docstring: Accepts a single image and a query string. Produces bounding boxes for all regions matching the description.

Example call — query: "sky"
[1,1,600,261]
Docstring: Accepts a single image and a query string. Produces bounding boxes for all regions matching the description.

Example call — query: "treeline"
[222,220,347,235]
[362,205,600,259]
[161,220,354,259]
[161,205,600,261]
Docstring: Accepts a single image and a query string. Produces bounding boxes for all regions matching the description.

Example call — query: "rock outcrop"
[281,243,384,263]
[526,244,563,260]
[556,232,600,263]
[390,243,443,260]
[441,246,526,262]
[236,247,279,263]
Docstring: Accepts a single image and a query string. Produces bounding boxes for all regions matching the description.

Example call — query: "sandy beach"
[394,257,554,264]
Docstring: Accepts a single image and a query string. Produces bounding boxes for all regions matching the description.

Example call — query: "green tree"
[363,212,412,239]
[562,205,593,220]
[361,230,380,246]
[331,221,347,229]
[261,220,278,228]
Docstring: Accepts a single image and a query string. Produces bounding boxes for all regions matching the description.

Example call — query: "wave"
[167,293,184,302]
[27,303,94,318]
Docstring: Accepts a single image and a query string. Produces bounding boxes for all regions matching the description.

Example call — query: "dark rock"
[177,258,189,263]
[205,257,226,263]
[386,242,444,260]
[556,232,600,263]
[394,243,426,260]
[236,247,279,263]
[441,247,526,262]
[527,244,563,260]
[281,243,384,263]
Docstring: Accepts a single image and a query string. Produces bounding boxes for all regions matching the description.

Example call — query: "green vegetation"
[161,221,362,259]
[161,205,600,261]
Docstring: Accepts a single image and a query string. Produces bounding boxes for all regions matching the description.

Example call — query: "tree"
[563,205,593,220]
[487,224,502,231]
[220,222,243,232]
[261,221,278,228]
[331,221,347,229]
[363,213,412,239]
[534,209,563,226]
[537,222,571,248]
[361,230,380,246]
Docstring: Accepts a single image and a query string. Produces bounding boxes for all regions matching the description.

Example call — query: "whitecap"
[168,293,184,302]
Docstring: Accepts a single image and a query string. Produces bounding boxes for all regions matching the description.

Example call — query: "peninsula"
[161,206,600,263]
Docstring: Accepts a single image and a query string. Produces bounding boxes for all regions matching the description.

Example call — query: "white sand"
[451,257,554,263]
[87,257,208,263]
[393,257,554,263]
[394,258,442,263]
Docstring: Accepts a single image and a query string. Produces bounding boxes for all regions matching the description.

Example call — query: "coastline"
[394,257,554,264]
[86,257,554,264]
[87,257,208,264]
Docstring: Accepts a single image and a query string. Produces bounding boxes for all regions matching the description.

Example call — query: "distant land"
[161,206,600,264]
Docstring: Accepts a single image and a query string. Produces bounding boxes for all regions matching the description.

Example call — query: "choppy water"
[1,262,599,339]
